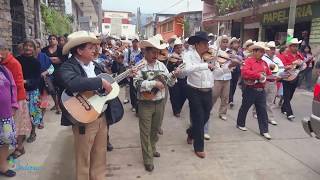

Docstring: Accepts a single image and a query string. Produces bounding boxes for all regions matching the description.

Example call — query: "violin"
[158,49,169,61]
[168,53,183,64]
[202,48,216,62]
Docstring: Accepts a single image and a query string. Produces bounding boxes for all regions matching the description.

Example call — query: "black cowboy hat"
[188,31,209,45]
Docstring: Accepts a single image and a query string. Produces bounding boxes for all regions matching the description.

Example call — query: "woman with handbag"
[35,39,54,129]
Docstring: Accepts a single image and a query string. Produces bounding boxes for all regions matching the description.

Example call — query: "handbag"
[44,76,56,94]
[105,97,124,125]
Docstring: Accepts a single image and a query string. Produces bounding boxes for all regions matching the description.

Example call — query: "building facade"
[202,0,320,46]
[0,0,42,54]
[156,11,202,41]
[102,10,136,38]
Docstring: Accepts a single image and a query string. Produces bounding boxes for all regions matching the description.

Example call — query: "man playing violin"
[236,42,272,140]
[227,37,243,108]
[278,38,305,120]
[167,38,187,117]
[183,31,232,158]
[203,35,233,140]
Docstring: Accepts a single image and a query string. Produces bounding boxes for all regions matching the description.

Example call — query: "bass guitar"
[61,61,145,124]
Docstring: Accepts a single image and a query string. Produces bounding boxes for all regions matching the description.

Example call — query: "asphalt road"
[7,88,320,180]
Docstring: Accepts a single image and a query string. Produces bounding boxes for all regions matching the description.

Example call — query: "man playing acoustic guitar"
[278,38,305,120]
[57,31,113,180]
[134,36,181,172]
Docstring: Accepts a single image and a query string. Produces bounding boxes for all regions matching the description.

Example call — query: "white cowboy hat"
[220,35,230,41]
[168,35,178,41]
[248,41,270,51]
[243,39,254,49]
[139,36,168,50]
[62,31,100,55]
[266,41,276,48]
[229,37,240,46]
[154,34,165,43]
[208,33,214,37]
[173,38,183,46]
[286,38,302,46]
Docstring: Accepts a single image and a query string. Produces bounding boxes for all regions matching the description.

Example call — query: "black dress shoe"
[107,142,113,151]
[144,164,154,172]
[153,152,160,157]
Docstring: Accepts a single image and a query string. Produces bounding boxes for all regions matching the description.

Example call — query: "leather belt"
[245,86,264,92]
[188,85,211,92]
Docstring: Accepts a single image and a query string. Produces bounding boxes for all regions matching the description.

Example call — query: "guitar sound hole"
[75,94,91,111]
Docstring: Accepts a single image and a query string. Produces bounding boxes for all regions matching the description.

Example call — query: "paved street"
[6,88,320,180]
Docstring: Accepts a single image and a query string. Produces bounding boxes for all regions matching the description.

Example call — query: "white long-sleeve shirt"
[182,49,230,89]
[262,54,284,76]
[134,59,176,101]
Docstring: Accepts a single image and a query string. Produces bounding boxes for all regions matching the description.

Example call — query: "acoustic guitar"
[61,61,145,124]
[281,58,308,81]
[140,63,186,100]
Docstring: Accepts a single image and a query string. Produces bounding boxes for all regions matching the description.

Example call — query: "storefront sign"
[262,4,316,25]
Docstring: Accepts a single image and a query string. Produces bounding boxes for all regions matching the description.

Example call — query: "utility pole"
[287,0,297,42]
[98,0,103,33]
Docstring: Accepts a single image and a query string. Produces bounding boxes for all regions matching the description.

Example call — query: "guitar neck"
[114,69,131,83]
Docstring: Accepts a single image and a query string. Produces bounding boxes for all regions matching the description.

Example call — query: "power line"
[156,0,185,14]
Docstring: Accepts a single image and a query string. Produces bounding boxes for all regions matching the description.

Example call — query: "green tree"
[40,4,72,35]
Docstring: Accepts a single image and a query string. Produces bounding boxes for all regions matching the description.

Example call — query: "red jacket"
[278,50,304,66]
[1,53,27,100]
[241,57,272,88]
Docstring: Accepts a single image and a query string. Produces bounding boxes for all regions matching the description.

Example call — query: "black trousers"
[229,69,241,103]
[186,86,213,152]
[236,87,269,134]
[169,78,187,114]
[281,80,298,116]
[129,77,138,109]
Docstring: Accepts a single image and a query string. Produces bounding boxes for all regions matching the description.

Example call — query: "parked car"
[302,60,320,138]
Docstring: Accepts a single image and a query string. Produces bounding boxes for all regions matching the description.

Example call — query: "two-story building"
[202,0,320,50]
[102,10,136,39]
[156,11,202,41]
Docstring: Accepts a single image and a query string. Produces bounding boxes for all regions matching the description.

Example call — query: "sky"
[102,0,203,14]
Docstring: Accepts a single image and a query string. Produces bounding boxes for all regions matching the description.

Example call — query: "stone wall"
[24,0,36,39]
[0,0,13,49]
[48,0,65,14]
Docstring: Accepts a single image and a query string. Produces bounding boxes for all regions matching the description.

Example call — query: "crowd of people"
[0,29,318,179]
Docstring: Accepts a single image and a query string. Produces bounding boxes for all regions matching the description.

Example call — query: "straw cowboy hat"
[168,35,178,43]
[173,38,183,46]
[266,41,276,48]
[248,41,270,51]
[229,37,240,46]
[154,34,165,43]
[243,39,254,49]
[62,31,100,55]
[188,31,209,45]
[286,38,302,46]
[139,36,168,50]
